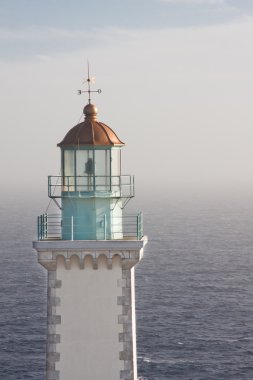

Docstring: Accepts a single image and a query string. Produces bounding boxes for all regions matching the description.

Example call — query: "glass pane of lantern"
[111,149,121,193]
[76,150,94,191]
[95,150,110,191]
[76,150,87,176]
[64,150,75,191]
[95,150,106,175]
[111,149,121,176]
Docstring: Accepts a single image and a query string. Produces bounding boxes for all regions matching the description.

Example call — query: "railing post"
[71,216,74,241]
[104,214,107,240]
[41,215,43,240]
[37,216,40,240]
[137,212,143,240]
[140,212,143,240]
[43,214,45,240]
[45,213,48,239]
[60,218,63,240]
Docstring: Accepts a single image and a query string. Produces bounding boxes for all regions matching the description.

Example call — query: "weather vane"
[77,62,101,104]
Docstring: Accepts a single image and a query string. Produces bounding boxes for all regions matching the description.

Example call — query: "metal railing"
[48,175,134,198]
[37,212,143,241]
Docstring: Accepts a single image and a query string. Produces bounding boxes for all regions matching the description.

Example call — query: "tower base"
[33,239,147,380]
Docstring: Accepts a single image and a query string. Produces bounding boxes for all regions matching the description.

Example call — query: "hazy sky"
[1,0,253,199]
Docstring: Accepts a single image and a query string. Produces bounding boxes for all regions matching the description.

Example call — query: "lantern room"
[37,98,142,241]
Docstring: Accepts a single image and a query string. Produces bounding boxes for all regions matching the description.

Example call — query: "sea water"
[1,193,253,379]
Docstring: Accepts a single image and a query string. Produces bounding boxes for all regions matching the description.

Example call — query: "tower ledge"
[33,237,147,270]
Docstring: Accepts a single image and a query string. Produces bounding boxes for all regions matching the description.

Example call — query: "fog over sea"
[1,191,253,380]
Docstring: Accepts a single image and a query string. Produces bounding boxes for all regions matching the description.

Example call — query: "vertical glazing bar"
[109,149,112,192]
[62,149,65,189]
[105,150,108,191]
[93,149,95,192]
[137,214,139,240]
[71,216,74,241]
[104,214,107,240]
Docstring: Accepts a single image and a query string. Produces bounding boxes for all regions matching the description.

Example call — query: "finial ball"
[83,103,98,116]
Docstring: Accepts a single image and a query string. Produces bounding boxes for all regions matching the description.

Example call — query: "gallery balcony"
[48,175,135,199]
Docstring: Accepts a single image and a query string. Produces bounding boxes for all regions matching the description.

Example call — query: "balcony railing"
[37,213,143,241]
[48,175,134,198]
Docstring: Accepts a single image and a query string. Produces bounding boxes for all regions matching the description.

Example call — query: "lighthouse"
[33,73,147,380]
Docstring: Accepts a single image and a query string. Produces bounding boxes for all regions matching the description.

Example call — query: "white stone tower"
[33,73,147,380]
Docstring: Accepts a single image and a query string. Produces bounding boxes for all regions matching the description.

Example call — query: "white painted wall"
[131,268,137,380]
[55,256,124,380]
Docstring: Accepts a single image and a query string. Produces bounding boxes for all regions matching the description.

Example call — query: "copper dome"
[57,103,124,147]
